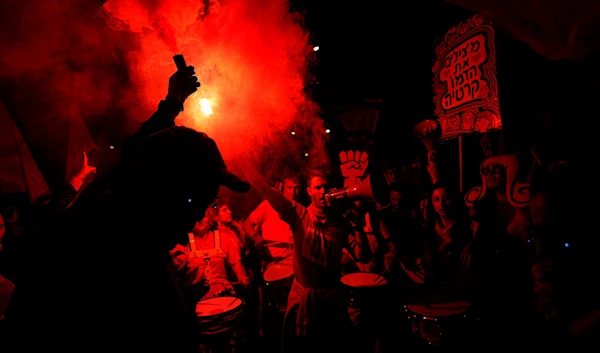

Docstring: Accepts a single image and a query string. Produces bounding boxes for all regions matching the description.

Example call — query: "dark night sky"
[291,0,477,168]
[293,0,472,106]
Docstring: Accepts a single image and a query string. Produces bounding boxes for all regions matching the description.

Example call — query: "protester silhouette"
[2,63,250,352]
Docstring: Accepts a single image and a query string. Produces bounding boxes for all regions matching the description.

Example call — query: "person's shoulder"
[217,226,234,236]
[218,227,239,242]
[293,201,308,215]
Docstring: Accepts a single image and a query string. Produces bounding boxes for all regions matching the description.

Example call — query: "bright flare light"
[199,98,213,116]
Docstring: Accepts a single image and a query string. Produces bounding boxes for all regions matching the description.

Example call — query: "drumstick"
[374,268,388,283]
[226,297,237,308]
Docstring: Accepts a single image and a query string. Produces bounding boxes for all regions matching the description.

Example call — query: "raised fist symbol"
[339,150,368,187]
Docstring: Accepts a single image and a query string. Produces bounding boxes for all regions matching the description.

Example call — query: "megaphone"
[325,163,425,206]
[413,120,441,150]
[325,172,395,205]
[412,119,440,140]
[325,175,376,204]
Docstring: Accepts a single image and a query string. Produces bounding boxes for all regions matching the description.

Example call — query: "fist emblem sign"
[339,150,369,187]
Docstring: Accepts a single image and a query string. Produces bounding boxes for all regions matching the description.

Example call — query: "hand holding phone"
[166,54,201,104]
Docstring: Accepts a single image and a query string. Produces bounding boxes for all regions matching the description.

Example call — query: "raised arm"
[121,64,200,160]
[120,100,180,160]
[36,151,96,215]
[238,161,294,219]
[69,152,96,192]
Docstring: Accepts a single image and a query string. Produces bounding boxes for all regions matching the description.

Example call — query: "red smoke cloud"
[0,0,131,186]
[102,0,326,170]
[0,0,326,186]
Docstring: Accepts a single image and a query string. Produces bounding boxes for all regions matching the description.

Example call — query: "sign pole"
[459,135,463,193]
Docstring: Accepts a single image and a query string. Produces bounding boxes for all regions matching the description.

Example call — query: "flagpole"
[459,135,463,193]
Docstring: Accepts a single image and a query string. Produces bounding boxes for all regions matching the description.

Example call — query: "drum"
[340,272,387,308]
[405,301,477,346]
[196,296,245,336]
[263,256,294,312]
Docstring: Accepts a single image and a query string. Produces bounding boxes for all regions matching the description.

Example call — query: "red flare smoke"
[0,0,326,187]
[103,0,327,170]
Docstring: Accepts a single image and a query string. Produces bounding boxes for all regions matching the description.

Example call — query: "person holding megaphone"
[236,160,372,353]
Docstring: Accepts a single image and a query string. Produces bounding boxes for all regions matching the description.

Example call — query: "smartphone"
[173,54,187,71]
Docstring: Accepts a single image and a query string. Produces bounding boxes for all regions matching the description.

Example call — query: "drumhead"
[263,256,294,283]
[196,296,242,317]
[407,301,471,317]
[340,272,387,287]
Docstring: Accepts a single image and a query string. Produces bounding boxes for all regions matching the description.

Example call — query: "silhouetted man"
[2,63,250,352]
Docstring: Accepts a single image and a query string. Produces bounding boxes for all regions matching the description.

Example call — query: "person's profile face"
[217,204,233,224]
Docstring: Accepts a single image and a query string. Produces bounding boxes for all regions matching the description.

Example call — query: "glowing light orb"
[199,98,212,116]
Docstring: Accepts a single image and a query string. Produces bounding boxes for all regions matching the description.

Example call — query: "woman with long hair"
[170,205,250,306]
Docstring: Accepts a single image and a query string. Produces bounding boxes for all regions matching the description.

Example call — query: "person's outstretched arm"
[121,65,201,160]
[237,161,295,220]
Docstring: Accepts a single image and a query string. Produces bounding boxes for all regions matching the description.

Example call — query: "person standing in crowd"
[171,203,252,353]
[214,197,263,351]
[243,173,303,264]
[239,160,371,353]
[2,62,250,353]
[170,205,251,305]
[0,152,97,286]
[241,172,303,351]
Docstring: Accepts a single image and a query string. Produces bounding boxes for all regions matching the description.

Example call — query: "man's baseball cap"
[140,126,250,193]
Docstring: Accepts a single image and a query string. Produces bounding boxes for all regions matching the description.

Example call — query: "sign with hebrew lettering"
[432,14,501,140]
